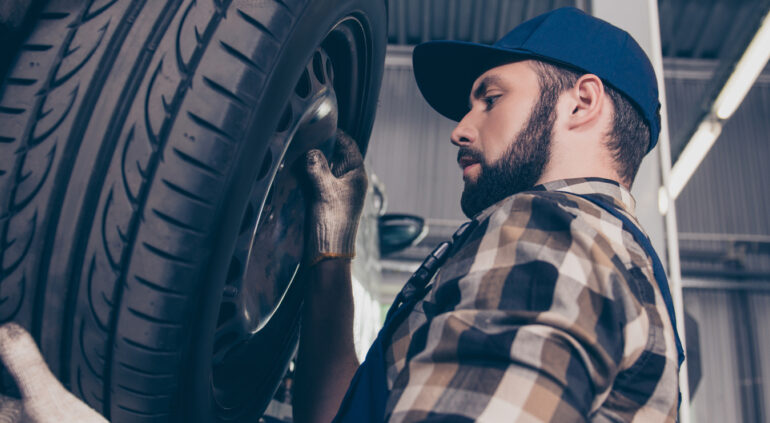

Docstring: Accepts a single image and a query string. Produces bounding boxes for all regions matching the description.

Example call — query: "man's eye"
[484,95,501,109]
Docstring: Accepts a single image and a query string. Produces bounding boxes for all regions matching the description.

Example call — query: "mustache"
[456,147,485,165]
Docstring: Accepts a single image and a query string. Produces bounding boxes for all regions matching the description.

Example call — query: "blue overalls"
[331,193,685,422]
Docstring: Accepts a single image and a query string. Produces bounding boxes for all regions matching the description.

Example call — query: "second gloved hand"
[304,129,368,265]
[0,323,108,423]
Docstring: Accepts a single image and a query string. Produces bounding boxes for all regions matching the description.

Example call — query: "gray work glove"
[304,129,368,265]
[0,323,107,423]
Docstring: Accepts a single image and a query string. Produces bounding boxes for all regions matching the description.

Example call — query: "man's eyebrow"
[468,75,503,108]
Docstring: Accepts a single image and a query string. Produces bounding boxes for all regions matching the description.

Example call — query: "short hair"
[529,60,650,186]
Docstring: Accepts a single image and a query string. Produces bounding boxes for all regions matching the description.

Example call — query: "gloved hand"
[304,129,368,265]
[0,323,107,423]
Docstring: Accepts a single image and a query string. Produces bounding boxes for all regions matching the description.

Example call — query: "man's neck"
[537,151,629,190]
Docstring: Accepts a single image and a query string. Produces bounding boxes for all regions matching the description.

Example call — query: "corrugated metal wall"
[365,63,464,222]
[683,285,770,422]
[666,60,770,237]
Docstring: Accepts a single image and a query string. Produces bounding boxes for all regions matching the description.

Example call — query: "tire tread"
[0,0,388,420]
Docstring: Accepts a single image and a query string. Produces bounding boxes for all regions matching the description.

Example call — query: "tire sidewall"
[182,0,386,421]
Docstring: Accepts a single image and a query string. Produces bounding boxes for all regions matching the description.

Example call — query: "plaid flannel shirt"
[384,178,679,422]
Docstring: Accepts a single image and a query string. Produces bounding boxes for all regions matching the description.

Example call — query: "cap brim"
[413,41,534,122]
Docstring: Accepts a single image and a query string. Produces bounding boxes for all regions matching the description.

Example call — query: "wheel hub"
[211,48,338,409]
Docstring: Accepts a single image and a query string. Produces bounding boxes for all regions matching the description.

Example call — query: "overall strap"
[331,220,478,423]
[569,192,685,368]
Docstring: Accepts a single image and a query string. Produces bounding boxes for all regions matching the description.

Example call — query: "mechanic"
[293,7,683,423]
[0,6,683,423]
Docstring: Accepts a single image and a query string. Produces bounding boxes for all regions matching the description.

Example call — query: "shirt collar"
[535,177,637,214]
[471,177,637,222]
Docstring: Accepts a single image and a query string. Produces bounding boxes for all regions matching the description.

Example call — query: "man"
[294,7,683,423]
[0,7,682,423]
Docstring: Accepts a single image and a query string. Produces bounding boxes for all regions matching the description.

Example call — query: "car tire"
[0,0,386,421]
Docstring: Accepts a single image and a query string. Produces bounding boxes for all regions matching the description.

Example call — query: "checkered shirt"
[384,177,680,422]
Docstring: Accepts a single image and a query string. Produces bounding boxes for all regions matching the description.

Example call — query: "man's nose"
[450,112,478,147]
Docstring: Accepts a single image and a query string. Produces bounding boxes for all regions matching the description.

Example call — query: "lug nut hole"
[313,51,325,84]
[295,69,311,98]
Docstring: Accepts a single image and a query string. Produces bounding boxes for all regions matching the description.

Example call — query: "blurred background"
[357,1,770,422]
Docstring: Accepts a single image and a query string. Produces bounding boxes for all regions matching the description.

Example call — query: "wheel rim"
[209,15,372,418]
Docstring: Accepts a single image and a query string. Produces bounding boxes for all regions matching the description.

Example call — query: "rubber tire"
[0,0,386,422]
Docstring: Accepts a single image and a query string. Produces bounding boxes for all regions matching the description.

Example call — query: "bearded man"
[294,6,684,423]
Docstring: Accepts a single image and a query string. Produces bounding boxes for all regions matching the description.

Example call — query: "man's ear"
[566,74,605,129]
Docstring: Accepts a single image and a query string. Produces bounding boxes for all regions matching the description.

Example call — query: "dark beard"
[459,94,557,218]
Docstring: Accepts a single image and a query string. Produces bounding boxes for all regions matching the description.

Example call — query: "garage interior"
[1,0,768,422]
[350,1,770,422]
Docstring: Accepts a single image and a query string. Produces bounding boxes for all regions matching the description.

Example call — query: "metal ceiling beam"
[667,0,770,199]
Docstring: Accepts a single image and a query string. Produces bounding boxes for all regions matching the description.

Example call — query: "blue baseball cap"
[413,7,661,153]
